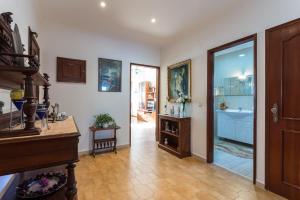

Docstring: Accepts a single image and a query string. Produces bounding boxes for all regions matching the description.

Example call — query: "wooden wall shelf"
[158,114,191,158]
[0,65,50,89]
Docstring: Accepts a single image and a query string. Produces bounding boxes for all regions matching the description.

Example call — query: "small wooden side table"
[89,126,120,157]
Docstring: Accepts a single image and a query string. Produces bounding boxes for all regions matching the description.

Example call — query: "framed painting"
[167,59,191,102]
[98,58,122,92]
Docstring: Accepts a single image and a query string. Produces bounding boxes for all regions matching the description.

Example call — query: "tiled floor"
[75,122,285,200]
[131,118,156,146]
[214,149,253,180]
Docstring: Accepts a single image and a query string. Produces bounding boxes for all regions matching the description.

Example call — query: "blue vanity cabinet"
[216,109,253,145]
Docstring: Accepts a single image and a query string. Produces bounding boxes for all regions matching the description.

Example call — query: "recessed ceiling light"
[100,1,106,8]
[151,18,156,24]
[239,54,245,57]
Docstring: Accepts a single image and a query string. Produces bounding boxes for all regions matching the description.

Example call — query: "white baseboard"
[255,180,265,189]
[191,153,207,162]
[78,150,90,156]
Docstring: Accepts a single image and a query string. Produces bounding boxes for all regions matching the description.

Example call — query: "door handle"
[271,103,279,123]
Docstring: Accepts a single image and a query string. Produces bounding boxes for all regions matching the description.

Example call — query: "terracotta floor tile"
[75,122,286,200]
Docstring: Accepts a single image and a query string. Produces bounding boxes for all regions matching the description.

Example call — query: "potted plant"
[94,113,116,128]
[0,101,4,114]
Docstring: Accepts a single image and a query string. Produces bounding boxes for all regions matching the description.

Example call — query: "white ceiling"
[37,0,246,46]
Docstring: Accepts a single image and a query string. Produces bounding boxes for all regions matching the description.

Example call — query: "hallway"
[131,117,156,146]
[76,137,285,200]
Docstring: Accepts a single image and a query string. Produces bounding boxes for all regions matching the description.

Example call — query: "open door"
[207,35,257,183]
[129,63,160,146]
[266,18,300,199]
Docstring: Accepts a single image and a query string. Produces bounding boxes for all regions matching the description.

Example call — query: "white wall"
[39,22,160,152]
[160,0,300,184]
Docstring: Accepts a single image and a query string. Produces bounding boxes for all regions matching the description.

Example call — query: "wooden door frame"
[207,34,258,184]
[129,63,160,146]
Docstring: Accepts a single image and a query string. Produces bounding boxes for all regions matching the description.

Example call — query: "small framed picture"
[98,58,122,92]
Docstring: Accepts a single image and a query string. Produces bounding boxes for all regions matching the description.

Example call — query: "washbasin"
[221,109,253,114]
[216,109,253,118]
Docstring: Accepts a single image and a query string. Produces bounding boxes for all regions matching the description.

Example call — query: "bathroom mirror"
[223,75,253,96]
[0,89,20,130]
[0,89,17,115]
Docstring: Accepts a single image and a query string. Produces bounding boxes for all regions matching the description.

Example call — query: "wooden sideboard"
[158,114,191,158]
[0,116,80,200]
[0,12,80,199]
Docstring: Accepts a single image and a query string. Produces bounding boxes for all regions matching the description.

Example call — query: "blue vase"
[13,99,26,111]
[37,104,46,110]
[36,109,46,119]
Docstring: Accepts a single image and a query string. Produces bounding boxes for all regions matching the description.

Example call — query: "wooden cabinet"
[57,57,86,83]
[138,81,156,112]
[145,81,156,112]
[0,12,79,199]
[0,117,80,200]
[158,115,191,158]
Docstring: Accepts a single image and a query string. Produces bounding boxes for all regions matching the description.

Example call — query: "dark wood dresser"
[0,12,80,199]
[0,116,80,200]
[158,114,191,158]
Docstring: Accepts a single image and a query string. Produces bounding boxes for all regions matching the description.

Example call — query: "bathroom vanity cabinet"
[216,109,253,145]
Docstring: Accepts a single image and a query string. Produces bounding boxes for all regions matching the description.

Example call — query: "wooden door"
[266,18,300,200]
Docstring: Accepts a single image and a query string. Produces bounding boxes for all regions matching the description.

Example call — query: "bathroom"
[213,41,255,180]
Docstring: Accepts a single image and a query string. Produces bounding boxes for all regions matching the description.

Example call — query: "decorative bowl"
[16,172,67,199]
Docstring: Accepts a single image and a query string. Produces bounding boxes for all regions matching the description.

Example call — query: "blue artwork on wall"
[98,58,122,92]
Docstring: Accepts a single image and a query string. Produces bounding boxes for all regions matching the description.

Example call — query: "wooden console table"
[0,116,80,200]
[89,126,120,157]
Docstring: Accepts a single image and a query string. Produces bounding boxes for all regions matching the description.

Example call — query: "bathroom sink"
[216,109,253,118]
[220,109,253,114]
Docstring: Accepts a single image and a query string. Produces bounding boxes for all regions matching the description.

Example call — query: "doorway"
[129,63,160,146]
[207,35,257,183]
[266,19,300,199]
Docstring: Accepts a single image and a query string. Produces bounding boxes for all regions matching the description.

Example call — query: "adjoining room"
[130,64,159,146]
[212,39,256,180]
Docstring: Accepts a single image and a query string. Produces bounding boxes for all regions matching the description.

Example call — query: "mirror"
[216,75,253,96]
[0,89,21,130]
[0,89,17,115]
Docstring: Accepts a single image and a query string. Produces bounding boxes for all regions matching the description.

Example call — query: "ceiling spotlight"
[151,18,156,24]
[239,54,245,57]
[100,1,106,8]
